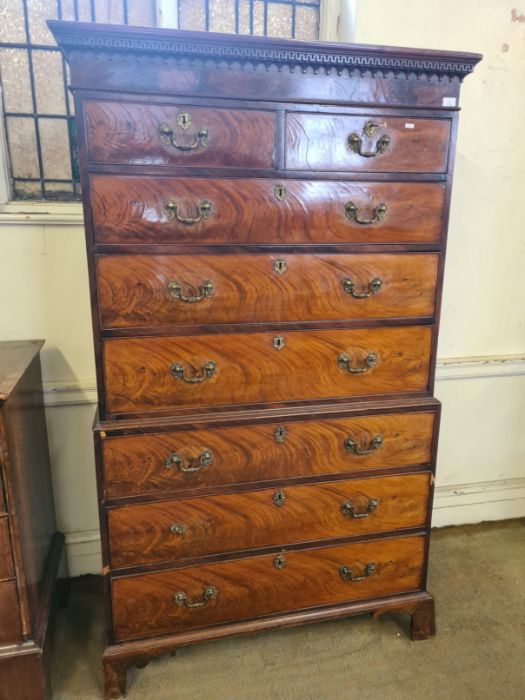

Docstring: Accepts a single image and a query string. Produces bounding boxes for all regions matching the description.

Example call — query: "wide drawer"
[102,326,432,414]
[286,113,450,173]
[0,518,14,580]
[90,175,445,245]
[84,101,276,168]
[97,253,439,329]
[102,410,435,499]
[108,473,429,568]
[111,534,425,641]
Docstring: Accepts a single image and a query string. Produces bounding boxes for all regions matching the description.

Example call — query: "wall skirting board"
[43,354,525,576]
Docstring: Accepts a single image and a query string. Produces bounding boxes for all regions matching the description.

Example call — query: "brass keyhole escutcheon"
[274,424,287,443]
[273,552,286,570]
[274,183,287,201]
[273,490,286,507]
[177,111,191,129]
[273,336,285,350]
[273,259,287,275]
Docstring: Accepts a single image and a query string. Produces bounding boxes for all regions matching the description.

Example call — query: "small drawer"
[84,101,276,168]
[0,518,14,580]
[286,113,450,173]
[90,174,445,245]
[96,253,439,330]
[102,326,432,415]
[111,534,425,641]
[0,581,21,645]
[108,473,429,568]
[102,410,435,499]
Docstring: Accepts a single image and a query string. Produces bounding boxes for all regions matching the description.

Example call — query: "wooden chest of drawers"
[0,341,63,700]
[50,21,480,699]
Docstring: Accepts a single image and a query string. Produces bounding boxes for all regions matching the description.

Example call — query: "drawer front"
[0,581,22,644]
[90,175,445,245]
[0,518,14,579]
[108,473,429,568]
[103,326,432,414]
[97,253,439,329]
[84,101,276,168]
[111,534,425,641]
[286,114,450,173]
[103,411,435,499]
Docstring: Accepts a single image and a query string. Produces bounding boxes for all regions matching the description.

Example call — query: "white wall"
[0,0,524,575]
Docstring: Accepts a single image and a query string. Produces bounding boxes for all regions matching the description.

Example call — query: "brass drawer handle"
[174,585,218,609]
[170,361,217,383]
[341,498,380,519]
[344,434,383,456]
[344,201,387,225]
[159,122,210,151]
[169,523,187,535]
[165,449,213,473]
[164,200,212,225]
[339,562,377,582]
[348,119,390,158]
[342,277,382,298]
[337,352,377,374]
[167,280,215,303]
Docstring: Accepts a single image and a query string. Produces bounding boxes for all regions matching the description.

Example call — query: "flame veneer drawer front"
[107,473,429,568]
[90,175,446,245]
[102,326,432,415]
[111,534,425,641]
[83,101,277,169]
[96,253,439,330]
[286,113,451,173]
[102,410,436,499]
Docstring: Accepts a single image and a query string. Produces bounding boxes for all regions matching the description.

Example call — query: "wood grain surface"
[0,581,22,645]
[286,113,450,173]
[96,253,439,329]
[0,518,14,580]
[102,326,432,414]
[102,410,435,498]
[111,534,425,641]
[107,473,429,567]
[90,175,445,245]
[84,101,276,168]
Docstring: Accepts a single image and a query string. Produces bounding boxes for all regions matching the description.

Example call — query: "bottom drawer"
[112,534,425,641]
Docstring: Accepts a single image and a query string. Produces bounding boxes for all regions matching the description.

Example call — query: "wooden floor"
[51,520,525,700]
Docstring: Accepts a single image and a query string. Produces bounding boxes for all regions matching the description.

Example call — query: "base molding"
[102,590,434,699]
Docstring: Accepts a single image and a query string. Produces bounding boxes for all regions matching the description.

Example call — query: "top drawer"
[83,101,277,169]
[286,114,450,173]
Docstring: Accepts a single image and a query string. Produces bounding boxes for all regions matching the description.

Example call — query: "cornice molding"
[48,21,482,83]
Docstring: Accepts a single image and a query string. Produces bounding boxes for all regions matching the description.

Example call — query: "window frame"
[0,0,349,221]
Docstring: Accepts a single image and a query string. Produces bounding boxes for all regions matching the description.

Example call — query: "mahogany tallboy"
[0,340,63,700]
[50,21,481,698]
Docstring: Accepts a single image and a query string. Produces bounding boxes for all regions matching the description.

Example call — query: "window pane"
[252,1,265,36]
[13,181,42,199]
[33,50,67,115]
[267,2,293,38]
[128,0,157,26]
[27,0,58,45]
[0,0,26,43]
[44,181,75,199]
[295,5,319,40]
[6,116,40,179]
[209,0,235,33]
[179,0,206,31]
[0,48,33,113]
[94,0,124,24]
[39,118,72,180]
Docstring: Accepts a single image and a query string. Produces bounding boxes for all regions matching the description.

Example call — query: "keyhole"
[274,425,287,443]
[273,336,285,350]
[177,111,191,129]
[274,183,287,201]
[273,259,287,275]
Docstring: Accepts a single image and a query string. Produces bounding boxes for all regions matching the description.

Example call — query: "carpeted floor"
[51,520,525,699]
